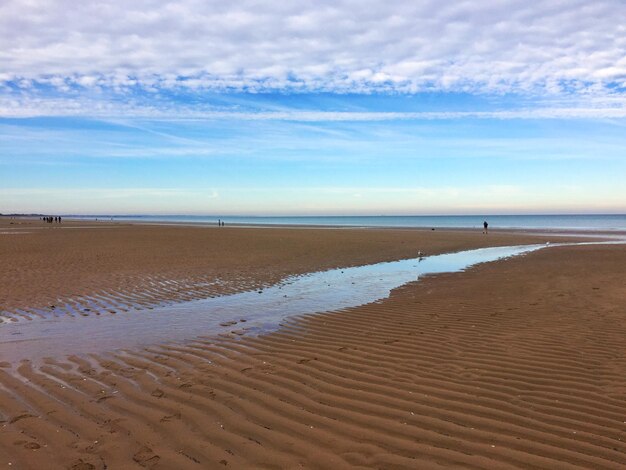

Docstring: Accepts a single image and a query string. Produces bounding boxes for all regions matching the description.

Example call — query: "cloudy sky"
[2,0,626,215]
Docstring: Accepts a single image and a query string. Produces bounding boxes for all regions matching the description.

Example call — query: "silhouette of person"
[483,220,488,234]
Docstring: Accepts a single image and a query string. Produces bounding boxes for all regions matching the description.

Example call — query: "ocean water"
[70,214,626,231]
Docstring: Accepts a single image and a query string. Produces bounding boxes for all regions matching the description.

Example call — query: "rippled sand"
[0,218,559,322]
[2,218,625,469]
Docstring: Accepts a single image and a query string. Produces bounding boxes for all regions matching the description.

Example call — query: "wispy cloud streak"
[2,96,626,120]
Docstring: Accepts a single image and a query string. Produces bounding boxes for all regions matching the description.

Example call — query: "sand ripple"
[2,244,625,469]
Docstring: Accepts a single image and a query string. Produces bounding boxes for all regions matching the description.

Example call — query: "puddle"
[0,242,621,361]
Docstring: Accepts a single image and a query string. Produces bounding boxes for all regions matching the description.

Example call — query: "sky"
[1,0,626,215]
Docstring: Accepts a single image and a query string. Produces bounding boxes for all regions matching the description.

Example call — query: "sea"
[69,214,626,231]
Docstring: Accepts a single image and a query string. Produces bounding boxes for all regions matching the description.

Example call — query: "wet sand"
[0,218,565,321]
[1,219,625,468]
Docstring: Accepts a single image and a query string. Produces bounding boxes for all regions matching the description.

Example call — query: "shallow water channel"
[0,242,615,362]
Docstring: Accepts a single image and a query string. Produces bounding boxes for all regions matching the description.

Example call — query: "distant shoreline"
[4,213,626,236]
[65,213,626,232]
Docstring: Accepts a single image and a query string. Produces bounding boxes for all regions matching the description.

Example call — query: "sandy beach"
[0,218,569,321]
[1,219,625,469]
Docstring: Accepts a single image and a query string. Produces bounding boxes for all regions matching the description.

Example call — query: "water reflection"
[0,242,618,361]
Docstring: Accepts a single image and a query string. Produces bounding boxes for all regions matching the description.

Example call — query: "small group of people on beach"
[217,219,225,227]
[42,216,61,223]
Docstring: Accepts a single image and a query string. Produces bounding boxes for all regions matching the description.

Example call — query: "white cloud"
[0,0,625,96]
[2,93,626,119]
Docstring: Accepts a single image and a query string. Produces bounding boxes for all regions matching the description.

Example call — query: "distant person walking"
[483,220,488,234]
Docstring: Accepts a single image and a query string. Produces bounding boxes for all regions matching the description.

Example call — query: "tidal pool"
[1,242,620,362]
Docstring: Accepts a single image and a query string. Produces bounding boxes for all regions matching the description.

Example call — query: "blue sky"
[1,1,626,215]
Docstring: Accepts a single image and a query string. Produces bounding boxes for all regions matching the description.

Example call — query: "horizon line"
[5,212,626,218]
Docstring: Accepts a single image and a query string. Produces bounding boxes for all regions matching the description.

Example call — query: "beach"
[1,219,625,469]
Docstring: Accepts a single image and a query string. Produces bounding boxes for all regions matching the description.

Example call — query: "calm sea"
[70,214,626,231]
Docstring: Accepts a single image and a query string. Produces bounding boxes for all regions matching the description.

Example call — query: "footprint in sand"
[70,460,96,470]
[160,412,181,423]
[14,440,41,450]
[133,445,161,468]
[297,358,317,364]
